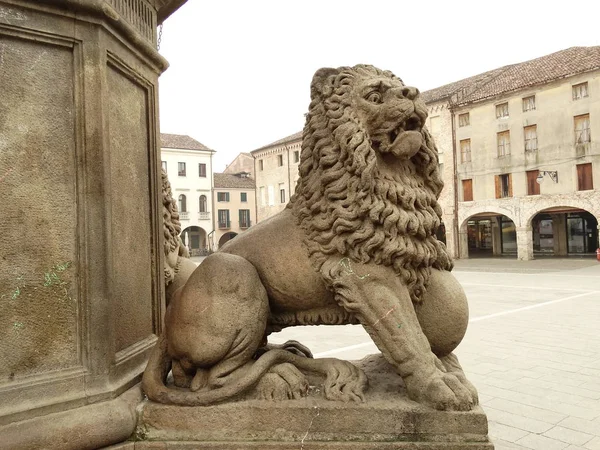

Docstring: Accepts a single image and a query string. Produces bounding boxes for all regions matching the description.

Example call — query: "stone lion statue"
[161,168,197,304]
[144,65,478,411]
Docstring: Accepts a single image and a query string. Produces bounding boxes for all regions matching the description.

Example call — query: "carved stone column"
[0,1,185,448]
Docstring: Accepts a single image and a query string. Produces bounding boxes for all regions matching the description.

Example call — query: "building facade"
[251,131,302,222]
[213,173,256,248]
[160,133,215,254]
[224,152,255,178]
[423,46,600,260]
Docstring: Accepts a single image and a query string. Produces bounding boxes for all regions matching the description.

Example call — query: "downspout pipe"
[450,104,460,259]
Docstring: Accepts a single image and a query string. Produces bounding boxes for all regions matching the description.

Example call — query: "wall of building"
[161,148,214,250]
[253,139,302,223]
[452,71,600,259]
[213,187,256,248]
[223,153,254,178]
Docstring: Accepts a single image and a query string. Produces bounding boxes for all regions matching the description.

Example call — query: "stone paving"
[267,257,600,450]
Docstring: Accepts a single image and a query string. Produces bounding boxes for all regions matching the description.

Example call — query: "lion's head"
[288,64,452,302]
[162,168,188,284]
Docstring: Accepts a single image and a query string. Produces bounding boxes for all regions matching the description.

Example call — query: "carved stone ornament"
[145,64,478,412]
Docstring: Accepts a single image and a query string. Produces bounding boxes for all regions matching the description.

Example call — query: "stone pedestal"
[132,355,494,449]
[0,1,184,448]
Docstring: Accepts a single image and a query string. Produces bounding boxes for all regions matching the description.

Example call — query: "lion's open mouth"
[389,113,422,144]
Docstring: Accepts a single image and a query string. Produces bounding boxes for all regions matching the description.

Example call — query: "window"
[161,161,167,171]
[497,131,511,157]
[178,162,186,176]
[240,192,247,202]
[577,163,593,191]
[259,186,266,206]
[277,154,283,166]
[239,209,251,228]
[572,82,588,100]
[178,194,187,212]
[279,183,286,203]
[259,159,264,171]
[574,114,591,144]
[217,192,230,202]
[218,209,230,229]
[460,139,471,163]
[526,170,540,195]
[462,179,473,202]
[198,163,206,177]
[524,125,538,151]
[496,102,509,118]
[522,95,536,112]
[495,174,512,198]
[458,113,470,127]
[293,150,300,163]
[199,195,207,212]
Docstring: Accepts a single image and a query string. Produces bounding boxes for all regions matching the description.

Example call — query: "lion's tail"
[142,339,365,406]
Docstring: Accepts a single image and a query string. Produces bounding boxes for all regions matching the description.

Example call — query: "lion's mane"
[288,65,452,303]
[162,168,188,284]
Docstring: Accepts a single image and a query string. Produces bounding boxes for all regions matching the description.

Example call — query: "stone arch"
[181,226,208,256]
[458,209,518,259]
[218,232,238,248]
[526,205,599,257]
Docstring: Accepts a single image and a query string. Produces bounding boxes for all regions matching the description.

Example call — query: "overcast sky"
[158,0,600,172]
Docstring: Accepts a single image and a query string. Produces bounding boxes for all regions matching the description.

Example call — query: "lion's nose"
[401,86,420,100]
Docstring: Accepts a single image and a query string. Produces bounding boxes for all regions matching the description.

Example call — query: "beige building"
[423,46,600,260]
[213,173,256,248]
[224,152,255,178]
[251,131,302,222]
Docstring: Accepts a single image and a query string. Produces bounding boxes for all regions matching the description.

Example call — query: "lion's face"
[351,73,428,159]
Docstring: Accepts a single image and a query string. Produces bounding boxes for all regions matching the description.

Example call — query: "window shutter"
[508,174,513,197]
[495,175,501,199]
[239,209,242,225]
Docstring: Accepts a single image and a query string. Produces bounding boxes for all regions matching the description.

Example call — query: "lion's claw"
[416,371,477,411]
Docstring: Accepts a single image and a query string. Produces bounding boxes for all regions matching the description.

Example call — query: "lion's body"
[143,65,478,411]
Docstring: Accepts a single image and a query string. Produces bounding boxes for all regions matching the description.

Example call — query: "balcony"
[240,221,252,229]
[198,212,211,220]
[179,211,189,220]
[218,221,230,229]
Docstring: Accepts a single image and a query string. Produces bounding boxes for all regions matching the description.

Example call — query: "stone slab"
[136,355,493,449]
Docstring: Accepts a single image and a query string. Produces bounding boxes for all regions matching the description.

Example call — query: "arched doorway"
[530,207,598,256]
[181,226,208,256]
[462,213,517,258]
[218,232,238,248]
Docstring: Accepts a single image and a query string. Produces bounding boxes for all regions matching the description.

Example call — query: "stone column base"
[131,355,494,449]
[0,384,142,450]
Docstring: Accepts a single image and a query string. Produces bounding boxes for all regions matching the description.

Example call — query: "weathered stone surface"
[0,1,181,448]
[0,385,142,450]
[143,65,480,417]
[137,355,493,449]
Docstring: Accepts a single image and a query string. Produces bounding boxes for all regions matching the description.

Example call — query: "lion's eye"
[366,92,382,104]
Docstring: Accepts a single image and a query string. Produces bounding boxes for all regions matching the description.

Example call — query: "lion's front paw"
[414,371,477,411]
[255,363,309,401]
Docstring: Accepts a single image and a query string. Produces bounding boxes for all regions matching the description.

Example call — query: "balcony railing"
[240,221,252,229]
[218,221,230,229]
[198,212,211,220]
[179,211,189,220]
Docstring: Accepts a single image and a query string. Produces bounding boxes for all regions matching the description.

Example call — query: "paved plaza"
[264,257,600,450]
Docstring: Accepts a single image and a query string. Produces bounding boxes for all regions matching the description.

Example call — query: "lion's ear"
[310,67,339,100]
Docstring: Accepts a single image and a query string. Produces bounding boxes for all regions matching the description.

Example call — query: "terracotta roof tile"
[160,133,214,151]
[214,173,255,189]
[252,131,303,153]
[422,46,600,106]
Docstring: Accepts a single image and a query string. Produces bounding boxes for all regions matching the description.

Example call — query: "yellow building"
[423,47,600,259]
